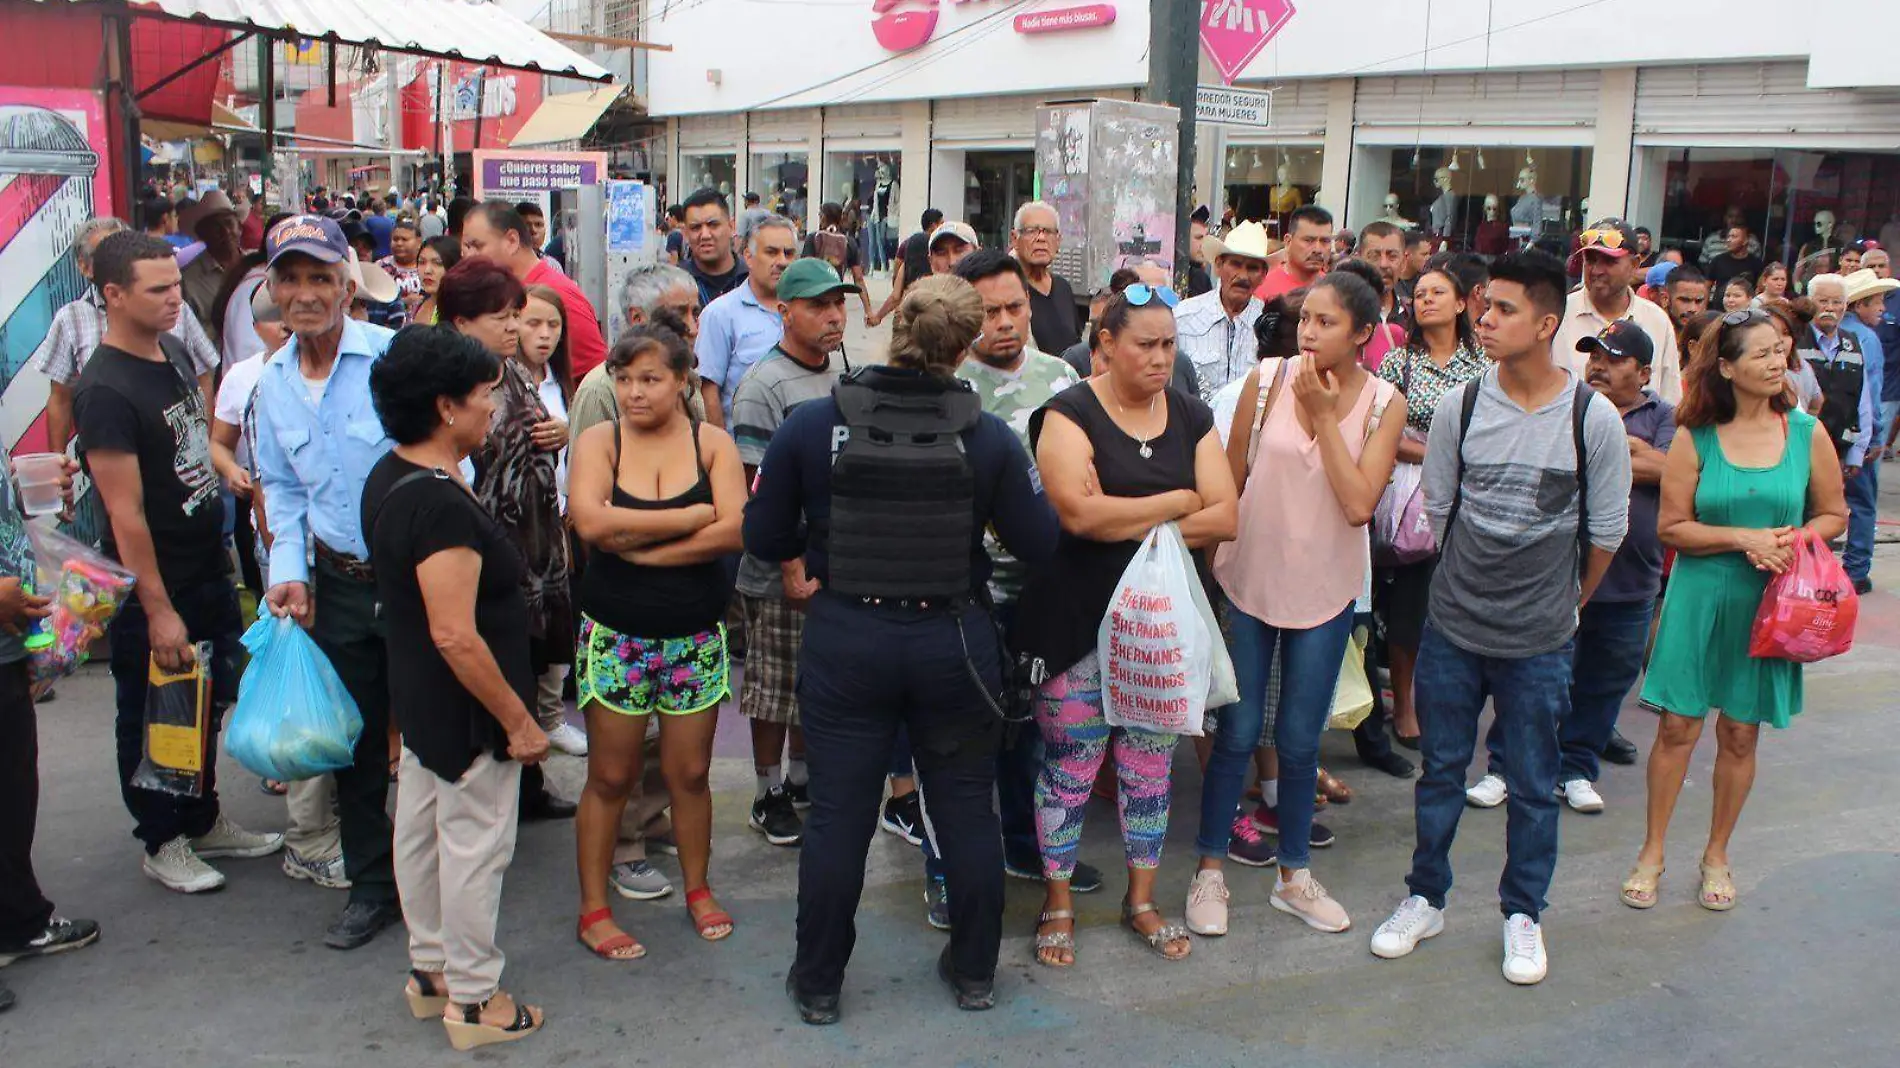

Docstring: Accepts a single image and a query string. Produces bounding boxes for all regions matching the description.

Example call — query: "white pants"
[393,748,522,1003]
[283,774,341,862]
[533,665,569,732]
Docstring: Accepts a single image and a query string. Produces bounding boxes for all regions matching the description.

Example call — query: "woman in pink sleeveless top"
[1185,269,1405,938]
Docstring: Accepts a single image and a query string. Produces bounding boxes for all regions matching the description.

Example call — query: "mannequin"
[869,162,898,272]
[1510,166,1549,234]
[1475,193,1511,256]
[1880,209,1900,259]
[1268,162,1304,214]
[1381,192,1416,229]
[1799,209,1838,266]
[1428,166,1459,236]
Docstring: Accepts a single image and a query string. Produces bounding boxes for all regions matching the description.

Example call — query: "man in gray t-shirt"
[1369,250,1631,989]
[730,258,857,848]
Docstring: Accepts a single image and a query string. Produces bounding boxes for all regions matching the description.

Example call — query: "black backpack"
[1442,376,1594,579]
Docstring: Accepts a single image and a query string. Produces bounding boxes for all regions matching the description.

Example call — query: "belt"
[852,595,969,613]
[314,539,375,583]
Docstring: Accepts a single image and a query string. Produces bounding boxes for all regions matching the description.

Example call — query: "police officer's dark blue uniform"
[743,277,1057,1023]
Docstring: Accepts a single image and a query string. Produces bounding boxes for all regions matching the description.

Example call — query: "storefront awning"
[142,101,258,142]
[508,86,624,147]
[39,0,613,81]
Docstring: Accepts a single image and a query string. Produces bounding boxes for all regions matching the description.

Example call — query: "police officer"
[744,274,1058,1024]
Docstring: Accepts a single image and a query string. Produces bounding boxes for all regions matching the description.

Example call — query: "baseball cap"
[251,256,399,318]
[1575,319,1654,366]
[266,214,351,266]
[929,221,978,252]
[777,258,861,300]
[1577,218,1637,259]
[1644,261,1679,289]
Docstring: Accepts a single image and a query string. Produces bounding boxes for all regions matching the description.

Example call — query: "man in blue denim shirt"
[1863,250,1900,452]
[1472,321,1674,814]
[253,215,406,950]
[0,443,100,1013]
[1840,270,1897,593]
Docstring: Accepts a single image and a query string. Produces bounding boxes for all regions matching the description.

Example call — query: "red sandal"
[577,907,645,961]
[686,887,734,942]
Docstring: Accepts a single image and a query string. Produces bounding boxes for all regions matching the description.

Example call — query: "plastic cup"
[11,453,65,517]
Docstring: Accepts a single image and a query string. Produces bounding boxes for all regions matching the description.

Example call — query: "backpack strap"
[1363,378,1395,444]
[366,467,456,549]
[1441,377,1484,550]
[1244,356,1289,475]
[1572,381,1592,579]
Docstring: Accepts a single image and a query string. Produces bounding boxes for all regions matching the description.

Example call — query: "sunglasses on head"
[1722,308,1769,328]
[1579,227,1627,250]
[1123,284,1180,309]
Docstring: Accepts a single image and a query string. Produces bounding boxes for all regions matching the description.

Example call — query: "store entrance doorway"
[966,151,1035,250]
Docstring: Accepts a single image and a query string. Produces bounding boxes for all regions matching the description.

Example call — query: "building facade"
[646,0,1900,270]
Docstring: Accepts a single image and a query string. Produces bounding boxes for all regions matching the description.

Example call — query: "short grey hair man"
[1013,200,1059,233]
[76,216,130,275]
[622,262,697,321]
[739,211,796,255]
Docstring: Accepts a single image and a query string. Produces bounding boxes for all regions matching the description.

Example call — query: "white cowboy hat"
[1841,268,1900,306]
[1204,220,1273,264]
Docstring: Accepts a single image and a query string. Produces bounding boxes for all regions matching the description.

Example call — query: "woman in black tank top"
[566,326,747,959]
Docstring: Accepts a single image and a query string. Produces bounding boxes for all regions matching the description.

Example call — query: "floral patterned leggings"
[1033,653,1179,882]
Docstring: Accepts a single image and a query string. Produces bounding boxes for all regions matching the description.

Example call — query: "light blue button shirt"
[253,319,398,585]
[695,282,783,423]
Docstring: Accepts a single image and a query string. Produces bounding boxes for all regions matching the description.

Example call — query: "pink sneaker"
[1270,869,1351,933]
[1184,869,1229,936]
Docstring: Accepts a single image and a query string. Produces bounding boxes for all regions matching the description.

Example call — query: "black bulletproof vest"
[1804,330,1865,455]
[825,369,981,599]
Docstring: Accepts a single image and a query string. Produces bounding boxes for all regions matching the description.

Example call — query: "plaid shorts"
[739,595,802,725]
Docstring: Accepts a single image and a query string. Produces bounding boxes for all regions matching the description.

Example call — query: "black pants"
[0,660,53,947]
[109,578,241,854]
[793,595,1004,996]
[311,560,397,905]
[232,493,263,597]
[1354,613,1401,761]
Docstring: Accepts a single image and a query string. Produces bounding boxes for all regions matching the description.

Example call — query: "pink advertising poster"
[1,87,113,454]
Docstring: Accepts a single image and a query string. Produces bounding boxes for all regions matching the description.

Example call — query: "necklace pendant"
[1138,442,1153,459]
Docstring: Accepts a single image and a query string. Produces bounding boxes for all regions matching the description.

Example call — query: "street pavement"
[5,333,1899,1066]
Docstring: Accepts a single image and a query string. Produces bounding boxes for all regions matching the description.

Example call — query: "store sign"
[1200,0,1297,85]
[1196,85,1273,127]
[1016,4,1116,34]
[873,0,1117,53]
[452,71,518,121]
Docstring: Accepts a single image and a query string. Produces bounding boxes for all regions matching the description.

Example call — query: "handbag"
[1373,352,1438,565]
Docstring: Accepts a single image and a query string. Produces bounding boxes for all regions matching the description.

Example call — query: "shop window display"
[1224,145,1321,239]
[1656,149,1900,291]
[826,151,900,272]
[966,151,1035,251]
[1381,146,1590,255]
[682,152,737,204]
[751,151,809,226]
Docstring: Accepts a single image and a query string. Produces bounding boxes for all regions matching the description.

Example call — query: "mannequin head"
[1276,162,1290,186]
[1383,193,1403,219]
[1516,167,1537,194]
[1484,194,1500,222]
[876,163,892,183]
[1434,167,1454,193]
[1815,210,1836,241]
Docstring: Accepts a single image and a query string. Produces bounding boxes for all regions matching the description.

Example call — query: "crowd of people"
[0,181,1863,1042]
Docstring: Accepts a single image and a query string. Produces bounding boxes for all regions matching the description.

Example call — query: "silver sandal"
[1122,902,1191,961]
[1034,909,1076,968]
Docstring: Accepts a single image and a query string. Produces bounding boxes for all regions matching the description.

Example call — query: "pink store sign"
[1200,0,1297,85]
[873,0,1117,53]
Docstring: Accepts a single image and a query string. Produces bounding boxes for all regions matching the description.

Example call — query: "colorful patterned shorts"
[576,615,729,717]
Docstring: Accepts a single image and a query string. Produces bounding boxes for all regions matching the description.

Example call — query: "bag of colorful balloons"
[24,522,137,686]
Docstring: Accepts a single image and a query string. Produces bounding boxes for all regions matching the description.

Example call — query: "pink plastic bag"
[1748,531,1858,663]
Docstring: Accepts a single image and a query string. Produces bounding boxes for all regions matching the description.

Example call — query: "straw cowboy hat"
[1203,220,1273,264]
[1841,268,1900,306]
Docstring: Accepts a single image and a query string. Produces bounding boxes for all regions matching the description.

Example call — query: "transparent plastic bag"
[132,642,214,797]
[225,615,364,782]
[1097,522,1211,737]
[1749,531,1859,663]
[24,522,137,686]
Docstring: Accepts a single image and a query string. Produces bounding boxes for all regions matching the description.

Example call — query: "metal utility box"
[1036,98,1181,296]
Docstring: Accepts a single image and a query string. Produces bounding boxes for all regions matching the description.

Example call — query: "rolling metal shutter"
[1353,69,1600,144]
[1634,61,1900,150]
[1225,77,1330,143]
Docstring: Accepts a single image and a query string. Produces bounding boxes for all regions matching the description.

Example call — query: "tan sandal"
[1621,863,1664,909]
[1121,902,1191,961]
[1698,861,1737,912]
[1034,909,1076,968]
[404,969,448,1019]
[442,993,543,1051]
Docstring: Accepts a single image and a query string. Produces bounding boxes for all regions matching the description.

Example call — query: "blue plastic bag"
[226,615,364,781]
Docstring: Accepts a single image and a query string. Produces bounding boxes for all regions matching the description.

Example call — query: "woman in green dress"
[1623,309,1848,913]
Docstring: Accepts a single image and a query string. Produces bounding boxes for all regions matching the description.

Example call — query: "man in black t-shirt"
[1706,226,1766,293]
[1012,201,1083,354]
[681,188,748,307]
[75,232,281,895]
[870,208,944,327]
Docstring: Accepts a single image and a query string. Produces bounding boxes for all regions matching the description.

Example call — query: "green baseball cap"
[777,257,861,301]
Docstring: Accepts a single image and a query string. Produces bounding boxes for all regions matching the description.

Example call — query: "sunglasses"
[1578,227,1628,250]
[1722,308,1770,327]
[1124,284,1180,309]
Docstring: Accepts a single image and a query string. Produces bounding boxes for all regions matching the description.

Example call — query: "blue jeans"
[1407,620,1572,921]
[1196,600,1354,869]
[1485,598,1654,784]
[1845,446,1880,584]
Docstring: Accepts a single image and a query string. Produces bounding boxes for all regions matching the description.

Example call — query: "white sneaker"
[1465,773,1508,809]
[1502,913,1548,985]
[189,814,283,859]
[1557,779,1605,814]
[142,837,225,894]
[282,849,351,889]
[1370,895,1444,959]
[547,722,589,757]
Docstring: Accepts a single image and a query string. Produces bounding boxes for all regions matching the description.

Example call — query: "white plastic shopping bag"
[1097,522,1213,736]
